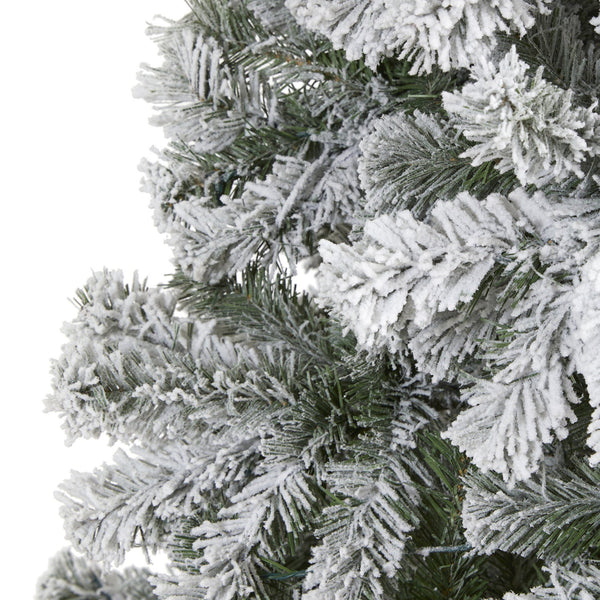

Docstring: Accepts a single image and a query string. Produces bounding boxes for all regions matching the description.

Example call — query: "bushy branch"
[359,110,519,219]
[503,562,600,599]
[285,0,551,73]
[443,46,600,187]
[36,549,157,600]
[463,462,600,562]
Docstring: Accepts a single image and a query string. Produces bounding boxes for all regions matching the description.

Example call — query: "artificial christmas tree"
[37,0,600,598]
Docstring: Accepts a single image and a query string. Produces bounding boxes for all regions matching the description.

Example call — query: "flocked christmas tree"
[36,1,600,598]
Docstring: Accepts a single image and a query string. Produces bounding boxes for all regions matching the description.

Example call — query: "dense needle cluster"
[37,1,600,599]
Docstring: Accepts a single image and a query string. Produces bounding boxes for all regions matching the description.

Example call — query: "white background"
[2,2,188,596]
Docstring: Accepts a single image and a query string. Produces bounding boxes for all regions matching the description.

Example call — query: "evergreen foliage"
[284,0,552,73]
[38,0,600,598]
[463,461,600,561]
[36,549,157,600]
[443,46,600,186]
[358,111,519,219]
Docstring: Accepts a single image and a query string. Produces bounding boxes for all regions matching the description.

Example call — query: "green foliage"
[397,433,544,600]
[499,4,600,101]
[359,111,520,219]
[463,461,600,564]
[376,59,470,111]
[169,265,354,367]
[159,266,471,599]
[41,0,600,599]
[141,0,387,189]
